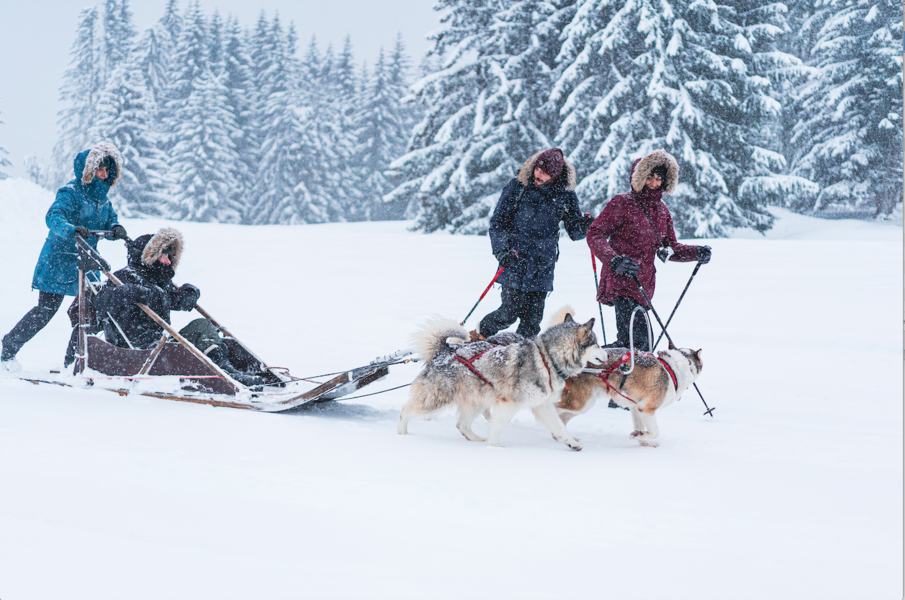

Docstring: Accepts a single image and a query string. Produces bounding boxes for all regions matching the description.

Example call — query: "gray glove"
[697,245,712,264]
[74,226,90,239]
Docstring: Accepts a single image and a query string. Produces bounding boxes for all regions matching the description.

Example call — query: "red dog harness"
[456,347,560,391]
[454,350,494,387]
[594,352,679,405]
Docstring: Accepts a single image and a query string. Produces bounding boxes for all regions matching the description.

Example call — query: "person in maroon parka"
[587,149,712,350]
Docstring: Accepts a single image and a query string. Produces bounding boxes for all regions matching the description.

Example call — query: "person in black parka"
[93,228,200,350]
[476,148,593,339]
[93,228,266,386]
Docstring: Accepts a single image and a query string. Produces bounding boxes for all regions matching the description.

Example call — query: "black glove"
[74,226,90,239]
[611,255,639,278]
[494,249,519,269]
[111,225,128,240]
[697,245,712,264]
[583,212,594,230]
[176,283,201,311]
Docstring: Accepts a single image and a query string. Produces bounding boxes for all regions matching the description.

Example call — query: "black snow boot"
[207,346,268,387]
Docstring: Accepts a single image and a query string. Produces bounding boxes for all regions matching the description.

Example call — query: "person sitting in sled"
[92,228,266,386]
[1,142,128,371]
[587,148,712,352]
[473,148,593,340]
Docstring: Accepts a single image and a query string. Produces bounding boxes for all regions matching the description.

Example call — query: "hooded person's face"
[534,167,552,185]
[645,172,663,190]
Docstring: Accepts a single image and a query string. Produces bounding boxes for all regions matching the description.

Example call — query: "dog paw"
[566,439,583,451]
[630,430,643,438]
[639,439,659,448]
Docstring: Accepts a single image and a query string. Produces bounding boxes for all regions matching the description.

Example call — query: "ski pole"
[652,261,703,351]
[590,252,607,344]
[461,266,505,326]
[631,274,715,418]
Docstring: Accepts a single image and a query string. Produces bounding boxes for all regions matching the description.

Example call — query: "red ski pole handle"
[481,266,505,299]
[461,266,505,326]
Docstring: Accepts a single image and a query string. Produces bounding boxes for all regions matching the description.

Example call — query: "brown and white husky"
[554,315,703,447]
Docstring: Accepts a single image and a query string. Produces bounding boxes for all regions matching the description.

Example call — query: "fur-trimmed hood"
[78,141,123,188]
[518,150,577,191]
[127,228,184,271]
[630,149,679,194]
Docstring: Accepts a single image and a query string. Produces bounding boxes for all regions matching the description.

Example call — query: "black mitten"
[494,249,519,269]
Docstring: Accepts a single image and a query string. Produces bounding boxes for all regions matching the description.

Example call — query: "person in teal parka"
[1,141,128,369]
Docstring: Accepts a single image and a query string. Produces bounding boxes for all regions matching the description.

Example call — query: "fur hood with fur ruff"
[517,150,577,191]
[132,228,184,270]
[80,141,123,188]
[630,149,679,194]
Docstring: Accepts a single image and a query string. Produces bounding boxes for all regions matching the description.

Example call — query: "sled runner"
[20,231,414,413]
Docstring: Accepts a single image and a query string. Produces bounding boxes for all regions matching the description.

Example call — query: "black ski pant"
[611,296,651,351]
[2,292,65,360]
[479,286,547,339]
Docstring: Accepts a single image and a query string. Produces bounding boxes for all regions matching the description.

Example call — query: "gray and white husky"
[398,308,606,450]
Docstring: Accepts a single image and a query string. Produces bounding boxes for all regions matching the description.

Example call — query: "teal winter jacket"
[31,145,122,296]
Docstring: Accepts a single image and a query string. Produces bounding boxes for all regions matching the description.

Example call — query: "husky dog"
[557,340,703,448]
[398,309,606,450]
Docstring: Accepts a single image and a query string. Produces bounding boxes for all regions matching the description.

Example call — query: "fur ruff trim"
[81,141,124,188]
[546,305,577,328]
[518,150,577,191]
[630,149,679,194]
[142,228,184,270]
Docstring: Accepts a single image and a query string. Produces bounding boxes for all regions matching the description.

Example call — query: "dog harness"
[454,350,495,387]
[593,352,679,405]
[656,356,678,391]
[455,345,565,392]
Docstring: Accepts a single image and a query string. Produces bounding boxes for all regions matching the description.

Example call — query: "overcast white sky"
[0,0,440,179]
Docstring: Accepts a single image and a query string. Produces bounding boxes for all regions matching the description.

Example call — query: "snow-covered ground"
[0,178,901,599]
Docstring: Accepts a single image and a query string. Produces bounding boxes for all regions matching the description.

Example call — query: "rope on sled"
[333,383,412,402]
[291,359,415,383]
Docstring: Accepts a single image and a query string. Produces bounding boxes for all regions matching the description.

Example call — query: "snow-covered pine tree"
[551,0,797,236]
[207,10,225,74]
[387,33,421,153]
[789,0,903,217]
[159,0,182,45]
[91,49,172,218]
[169,68,245,223]
[165,1,209,113]
[252,23,337,224]
[386,0,568,234]
[222,15,259,217]
[52,6,101,187]
[101,0,137,87]
[321,36,365,220]
[352,49,409,220]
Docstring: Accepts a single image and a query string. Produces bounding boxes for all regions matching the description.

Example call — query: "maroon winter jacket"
[588,155,700,307]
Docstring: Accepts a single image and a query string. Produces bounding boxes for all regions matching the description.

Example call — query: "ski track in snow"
[0,178,901,599]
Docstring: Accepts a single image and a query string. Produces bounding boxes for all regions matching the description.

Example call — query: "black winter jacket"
[93,230,199,349]
[489,152,588,292]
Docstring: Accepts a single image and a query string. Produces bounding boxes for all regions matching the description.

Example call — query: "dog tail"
[411,317,469,362]
[547,305,577,328]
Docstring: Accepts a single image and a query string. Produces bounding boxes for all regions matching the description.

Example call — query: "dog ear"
[668,340,677,350]
[694,349,703,360]
[563,312,574,323]
[582,318,595,331]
